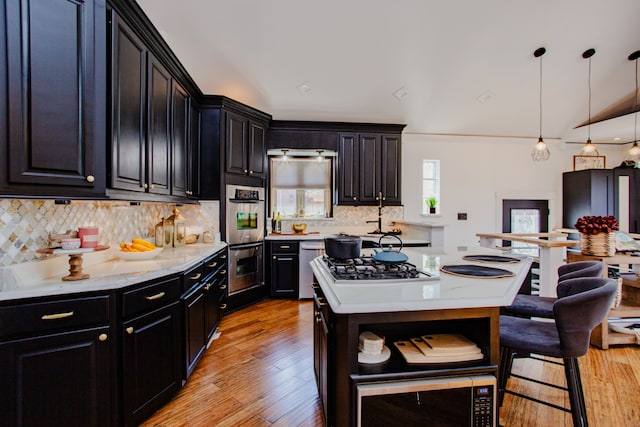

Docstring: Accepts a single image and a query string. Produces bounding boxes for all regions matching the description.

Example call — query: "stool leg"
[564,357,588,427]
[498,347,514,407]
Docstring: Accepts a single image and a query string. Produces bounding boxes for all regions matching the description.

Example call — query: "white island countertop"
[310,246,532,314]
[0,243,228,301]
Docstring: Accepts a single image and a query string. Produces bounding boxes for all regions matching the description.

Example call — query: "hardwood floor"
[141,299,640,427]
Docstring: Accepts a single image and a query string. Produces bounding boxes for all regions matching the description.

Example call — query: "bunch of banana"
[120,238,157,252]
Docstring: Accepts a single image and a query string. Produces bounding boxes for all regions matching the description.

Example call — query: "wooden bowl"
[291,223,307,233]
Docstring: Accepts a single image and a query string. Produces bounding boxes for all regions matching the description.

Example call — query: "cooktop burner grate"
[321,255,432,282]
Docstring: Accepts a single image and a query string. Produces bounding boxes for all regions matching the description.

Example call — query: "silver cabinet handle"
[280,245,290,249]
[208,262,218,268]
[41,311,74,320]
[221,255,227,259]
[189,273,202,280]
[220,303,227,310]
[145,291,165,301]
[220,270,227,275]
[219,284,227,290]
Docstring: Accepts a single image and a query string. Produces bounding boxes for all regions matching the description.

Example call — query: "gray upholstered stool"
[499,277,617,427]
[502,261,605,318]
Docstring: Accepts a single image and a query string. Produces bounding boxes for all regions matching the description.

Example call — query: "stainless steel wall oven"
[226,185,265,295]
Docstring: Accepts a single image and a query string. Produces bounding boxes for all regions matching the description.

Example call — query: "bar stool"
[502,261,605,318]
[499,277,617,427]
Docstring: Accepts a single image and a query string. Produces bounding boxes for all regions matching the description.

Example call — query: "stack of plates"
[358,331,391,364]
[394,334,483,364]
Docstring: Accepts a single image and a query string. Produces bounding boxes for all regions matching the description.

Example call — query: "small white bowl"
[61,238,81,250]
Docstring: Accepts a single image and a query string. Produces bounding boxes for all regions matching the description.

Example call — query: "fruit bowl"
[116,247,163,261]
[291,223,307,233]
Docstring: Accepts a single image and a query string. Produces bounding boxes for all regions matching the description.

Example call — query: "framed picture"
[573,155,606,171]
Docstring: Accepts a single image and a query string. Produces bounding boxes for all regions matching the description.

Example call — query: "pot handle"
[378,233,403,252]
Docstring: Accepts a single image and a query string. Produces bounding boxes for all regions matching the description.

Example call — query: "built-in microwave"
[355,374,496,427]
[226,184,265,246]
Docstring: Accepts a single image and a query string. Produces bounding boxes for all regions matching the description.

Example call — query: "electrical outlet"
[457,213,467,220]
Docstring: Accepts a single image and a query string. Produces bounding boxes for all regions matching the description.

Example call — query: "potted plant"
[426,196,438,214]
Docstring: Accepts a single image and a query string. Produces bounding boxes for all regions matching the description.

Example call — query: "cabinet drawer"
[203,250,228,278]
[122,276,181,319]
[0,295,110,339]
[271,241,299,253]
[182,262,204,293]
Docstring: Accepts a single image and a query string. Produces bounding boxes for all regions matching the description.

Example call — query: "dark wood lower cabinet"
[0,326,112,427]
[122,301,182,427]
[269,241,300,298]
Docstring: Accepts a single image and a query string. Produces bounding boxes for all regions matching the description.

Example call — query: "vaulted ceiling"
[137,0,640,145]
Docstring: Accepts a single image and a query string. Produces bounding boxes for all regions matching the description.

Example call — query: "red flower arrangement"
[574,215,619,235]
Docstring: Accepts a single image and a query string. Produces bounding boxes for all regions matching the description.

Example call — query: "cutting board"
[410,336,482,357]
[420,334,481,354]
[394,339,484,364]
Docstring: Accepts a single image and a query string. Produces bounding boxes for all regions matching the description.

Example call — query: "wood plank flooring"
[141,299,640,426]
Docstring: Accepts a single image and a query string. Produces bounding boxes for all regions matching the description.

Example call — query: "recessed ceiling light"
[297,82,312,94]
[477,90,494,103]
[392,87,408,100]
[613,137,621,141]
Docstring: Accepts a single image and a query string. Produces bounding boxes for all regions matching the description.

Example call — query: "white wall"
[401,134,627,248]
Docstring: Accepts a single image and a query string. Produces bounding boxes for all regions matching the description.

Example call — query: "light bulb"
[580,139,599,156]
[281,149,288,161]
[531,138,551,161]
[630,142,640,156]
[316,150,323,162]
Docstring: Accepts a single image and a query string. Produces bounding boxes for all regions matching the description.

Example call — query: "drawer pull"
[208,262,218,268]
[221,255,227,259]
[280,245,291,249]
[145,291,165,301]
[41,311,74,320]
[126,327,134,334]
[204,283,212,291]
[98,333,108,342]
[219,284,227,290]
[189,273,202,280]
[220,270,227,275]
[316,297,327,307]
[220,303,227,310]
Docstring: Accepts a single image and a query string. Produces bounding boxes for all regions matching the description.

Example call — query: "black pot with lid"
[324,234,362,259]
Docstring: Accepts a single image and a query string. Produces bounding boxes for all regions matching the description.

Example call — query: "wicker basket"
[580,232,615,257]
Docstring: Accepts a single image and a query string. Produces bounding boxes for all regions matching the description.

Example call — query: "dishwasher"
[299,240,325,299]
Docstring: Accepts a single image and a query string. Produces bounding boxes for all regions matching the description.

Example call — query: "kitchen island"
[310,246,532,427]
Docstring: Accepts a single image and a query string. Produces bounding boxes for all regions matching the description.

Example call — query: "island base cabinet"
[0,326,112,427]
[122,301,181,427]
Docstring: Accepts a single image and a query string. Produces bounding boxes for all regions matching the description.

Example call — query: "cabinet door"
[248,120,267,178]
[171,81,189,197]
[147,54,172,195]
[338,133,359,204]
[188,99,201,198]
[359,134,381,204]
[122,301,181,427]
[225,111,247,175]
[183,287,206,379]
[5,0,104,191]
[380,134,402,205]
[111,13,146,192]
[0,326,111,427]
[270,253,299,298]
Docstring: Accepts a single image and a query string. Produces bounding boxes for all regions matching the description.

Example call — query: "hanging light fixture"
[281,149,289,162]
[531,47,550,161]
[580,48,600,156]
[316,150,324,162]
[625,50,640,165]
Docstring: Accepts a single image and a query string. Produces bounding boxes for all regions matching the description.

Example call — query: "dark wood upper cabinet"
[1,0,106,196]
[248,121,267,178]
[146,54,172,195]
[171,82,189,197]
[225,111,248,176]
[110,12,147,192]
[338,127,403,206]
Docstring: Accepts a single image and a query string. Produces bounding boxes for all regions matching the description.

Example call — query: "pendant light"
[625,50,640,165]
[580,49,599,156]
[531,47,551,161]
[281,149,289,162]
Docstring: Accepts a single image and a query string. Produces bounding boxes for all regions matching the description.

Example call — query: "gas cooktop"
[319,255,438,284]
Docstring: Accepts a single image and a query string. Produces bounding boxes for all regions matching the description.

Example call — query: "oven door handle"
[229,242,264,250]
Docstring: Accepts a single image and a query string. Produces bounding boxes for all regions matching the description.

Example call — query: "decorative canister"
[580,232,615,257]
[78,226,99,248]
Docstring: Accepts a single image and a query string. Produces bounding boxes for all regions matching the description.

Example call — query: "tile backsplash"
[0,199,401,266]
[0,199,219,266]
